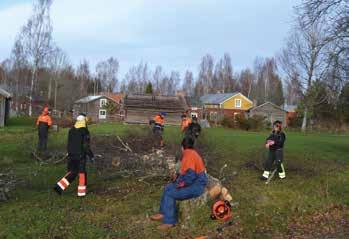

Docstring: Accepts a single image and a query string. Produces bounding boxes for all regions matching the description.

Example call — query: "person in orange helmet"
[152,112,166,147]
[36,106,52,152]
[180,113,192,133]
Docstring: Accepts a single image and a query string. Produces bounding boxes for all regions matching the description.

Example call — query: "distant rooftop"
[283,104,297,112]
[200,92,238,105]
[0,87,11,98]
[75,95,103,104]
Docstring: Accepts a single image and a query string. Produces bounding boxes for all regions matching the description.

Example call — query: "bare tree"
[15,0,54,116]
[182,70,194,96]
[48,47,69,109]
[279,16,330,131]
[285,73,303,105]
[95,57,119,93]
[168,71,181,95]
[198,54,214,94]
[77,60,91,96]
[239,69,254,98]
[152,66,163,94]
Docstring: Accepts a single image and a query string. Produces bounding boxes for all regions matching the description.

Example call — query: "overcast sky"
[0,0,299,77]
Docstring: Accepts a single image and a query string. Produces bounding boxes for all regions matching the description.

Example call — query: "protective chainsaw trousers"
[262,149,286,179]
[55,155,87,197]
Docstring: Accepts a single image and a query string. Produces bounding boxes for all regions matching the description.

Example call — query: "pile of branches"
[92,135,177,179]
[31,151,68,165]
[0,171,18,202]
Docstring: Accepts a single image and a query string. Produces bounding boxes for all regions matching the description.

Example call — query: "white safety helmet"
[76,114,86,121]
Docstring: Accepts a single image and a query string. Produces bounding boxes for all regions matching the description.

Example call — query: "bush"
[221,116,235,128]
[220,114,266,131]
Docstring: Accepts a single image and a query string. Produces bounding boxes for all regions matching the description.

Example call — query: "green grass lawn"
[0,121,348,239]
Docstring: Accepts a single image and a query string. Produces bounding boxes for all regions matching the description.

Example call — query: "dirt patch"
[0,171,20,201]
[287,204,349,238]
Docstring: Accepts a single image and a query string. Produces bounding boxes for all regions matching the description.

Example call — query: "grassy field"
[0,118,348,239]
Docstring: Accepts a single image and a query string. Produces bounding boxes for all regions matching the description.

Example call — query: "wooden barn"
[249,101,287,126]
[0,88,11,127]
[73,93,124,122]
[124,95,189,125]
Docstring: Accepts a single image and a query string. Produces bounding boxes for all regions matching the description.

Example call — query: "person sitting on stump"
[36,106,52,152]
[151,136,208,230]
[54,113,94,197]
[261,120,286,180]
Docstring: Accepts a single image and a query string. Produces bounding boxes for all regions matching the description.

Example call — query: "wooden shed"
[0,88,11,127]
[73,93,124,122]
[124,95,189,125]
[249,101,287,126]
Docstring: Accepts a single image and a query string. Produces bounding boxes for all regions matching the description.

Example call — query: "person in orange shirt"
[152,112,166,147]
[180,113,192,133]
[151,136,208,230]
[36,106,52,152]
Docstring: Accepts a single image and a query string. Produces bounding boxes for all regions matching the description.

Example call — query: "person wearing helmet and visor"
[54,113,94,197]
[261,120,286,180]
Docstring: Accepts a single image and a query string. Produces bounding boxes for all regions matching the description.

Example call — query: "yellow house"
[200,92,253,121]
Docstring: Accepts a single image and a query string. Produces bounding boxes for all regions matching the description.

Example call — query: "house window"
[100,99,107,108]
[209,112,218,121]
[99,109,107,119]
[235,99,241,108]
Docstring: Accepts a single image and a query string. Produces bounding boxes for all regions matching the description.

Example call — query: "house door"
[99,109,107,119]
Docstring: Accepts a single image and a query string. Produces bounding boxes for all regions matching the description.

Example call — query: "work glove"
[177,181,185,189]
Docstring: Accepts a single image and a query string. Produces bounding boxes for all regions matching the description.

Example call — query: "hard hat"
[76,113,86,121]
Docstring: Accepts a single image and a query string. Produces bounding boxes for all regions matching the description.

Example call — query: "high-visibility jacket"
[36,114,52,127]
[177,149,207,188]
[181,118,192,132]
[154,115,165,129]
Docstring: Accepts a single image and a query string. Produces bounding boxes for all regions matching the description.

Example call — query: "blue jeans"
[159,182,205,224]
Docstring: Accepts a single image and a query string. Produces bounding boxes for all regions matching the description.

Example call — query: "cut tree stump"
[178,174,233,228]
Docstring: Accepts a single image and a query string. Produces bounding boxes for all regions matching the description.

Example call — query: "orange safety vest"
[180,149,206,175]
[36,114,53,127]
[154,115,165,126]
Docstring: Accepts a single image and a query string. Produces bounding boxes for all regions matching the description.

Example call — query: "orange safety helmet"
[210,200,232,222]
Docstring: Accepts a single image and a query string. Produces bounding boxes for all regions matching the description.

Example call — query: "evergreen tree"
[145,82,153,94]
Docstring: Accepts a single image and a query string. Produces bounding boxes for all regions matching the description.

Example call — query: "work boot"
[157,224,175,231]
[53,185,62,195]
[150,213,164,221]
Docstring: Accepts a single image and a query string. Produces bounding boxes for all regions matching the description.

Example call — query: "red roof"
[101,92,124,104]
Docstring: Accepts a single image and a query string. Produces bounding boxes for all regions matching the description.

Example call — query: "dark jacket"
[67,127,94,158]
[266,131,286,151]
[187,122,201,138]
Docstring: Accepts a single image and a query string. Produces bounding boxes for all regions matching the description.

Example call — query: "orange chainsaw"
[210,200,232,222]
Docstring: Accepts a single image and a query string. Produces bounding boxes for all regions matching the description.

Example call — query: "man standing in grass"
[151,136,208,230]
[152,112,166,147]
[36,106,52,152]
[261,120,286,180]
[54,113,94,197]
[180,113,192,133]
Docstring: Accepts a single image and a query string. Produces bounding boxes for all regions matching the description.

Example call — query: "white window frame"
[100,98,107,108]
[235,99,242,108]
[99,109,107,119]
